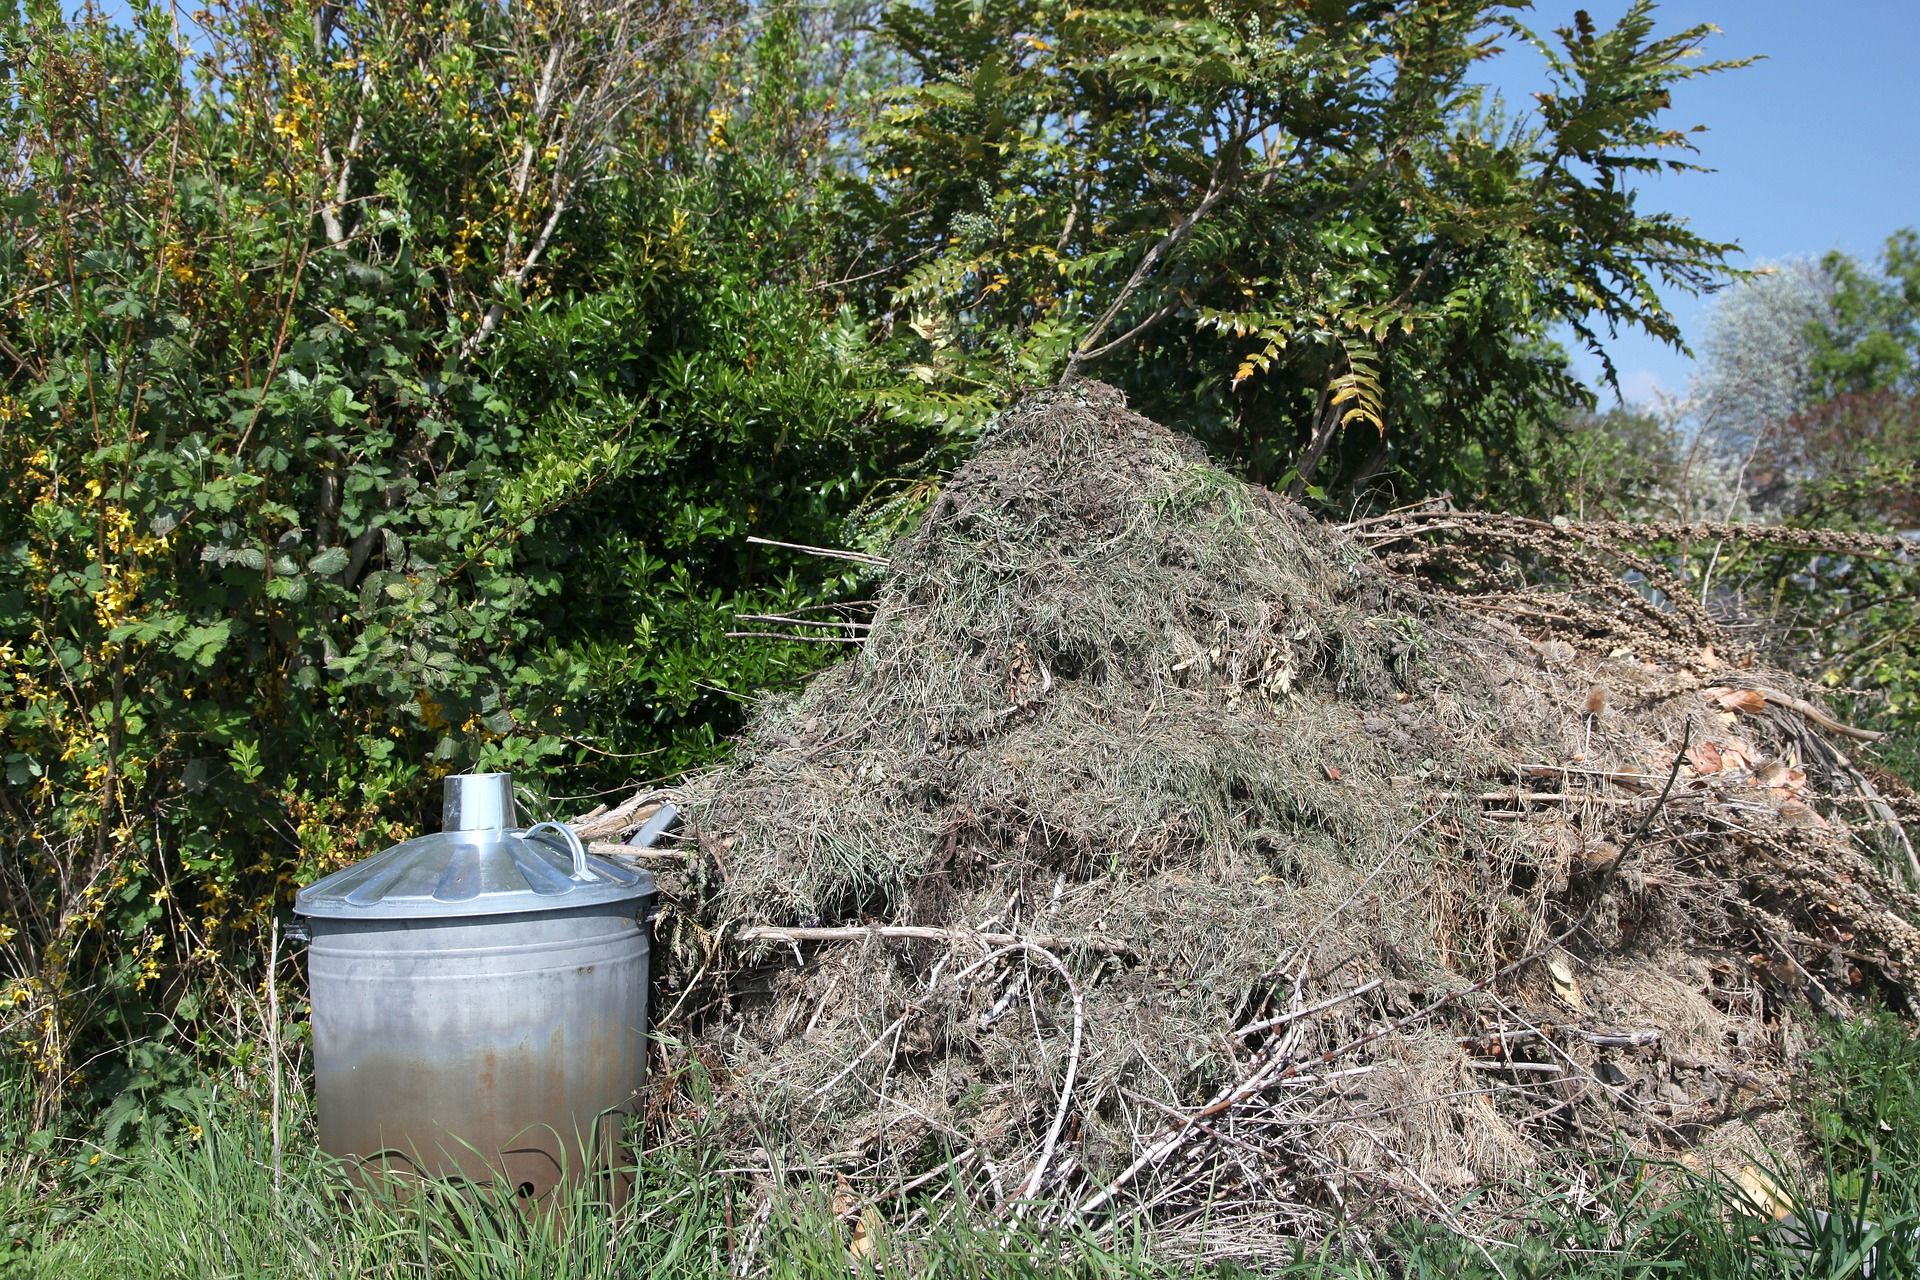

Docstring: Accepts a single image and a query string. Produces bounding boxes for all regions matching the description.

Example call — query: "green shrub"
[0,0,914,1123]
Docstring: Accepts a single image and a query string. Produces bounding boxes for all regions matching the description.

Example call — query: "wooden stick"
[1457,1026,1660,1049]
[589,840,687,860]
[1232,979,1382,1040]
[1518,765,1666,786]
[745,535,887,566]
[1734,683,1886,743]
[1475,790,1644,806]
[733,613,871,630]
[736,923,1133,958]
[726,631,862,644]
[1468,1060,1563,1075]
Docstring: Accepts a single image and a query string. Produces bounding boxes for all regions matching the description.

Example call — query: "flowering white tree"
[1689,259,1834,520]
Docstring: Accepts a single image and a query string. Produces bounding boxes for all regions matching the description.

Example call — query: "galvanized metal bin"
[293,773,655,1204]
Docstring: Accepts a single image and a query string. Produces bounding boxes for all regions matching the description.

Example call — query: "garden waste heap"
[581,381,1920,1259]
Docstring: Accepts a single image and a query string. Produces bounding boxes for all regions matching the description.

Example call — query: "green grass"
[12,1112,1215,1280]
[6,1014,1919,1279]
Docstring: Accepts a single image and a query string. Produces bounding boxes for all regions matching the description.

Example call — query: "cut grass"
[8,1013,1919,1279]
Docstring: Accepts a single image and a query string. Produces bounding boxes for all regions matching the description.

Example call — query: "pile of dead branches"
[578,382,1919,1263]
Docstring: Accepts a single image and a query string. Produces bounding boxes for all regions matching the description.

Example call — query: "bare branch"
[1063,174,1234,380]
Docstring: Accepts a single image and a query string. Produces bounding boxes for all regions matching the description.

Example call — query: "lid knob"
[443,772,515,833]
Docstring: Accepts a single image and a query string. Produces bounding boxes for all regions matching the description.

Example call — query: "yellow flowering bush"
[0,0,906,1135]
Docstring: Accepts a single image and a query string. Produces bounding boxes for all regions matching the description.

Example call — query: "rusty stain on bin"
[292,772,657,1205]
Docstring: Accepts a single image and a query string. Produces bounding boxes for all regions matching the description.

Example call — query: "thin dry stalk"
[268,919,283,1204]
[737,924,1131,958]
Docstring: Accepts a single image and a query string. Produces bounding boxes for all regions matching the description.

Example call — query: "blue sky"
[1483,1,1920,405]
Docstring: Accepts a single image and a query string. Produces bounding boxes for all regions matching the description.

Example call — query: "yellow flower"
[159,242,197,284]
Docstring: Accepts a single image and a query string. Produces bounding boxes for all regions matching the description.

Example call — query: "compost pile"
[586,382,1920,1259]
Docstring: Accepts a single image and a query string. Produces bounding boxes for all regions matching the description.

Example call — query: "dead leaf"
[1706,685,1768,716]
[1323,764,1343,781]
[1687,740,1726,775]
[830,1174,856,1218]
[1731,1163,1794,1220]
[1545,953,1585,1011]
[1778,799,1823,828]
[848,1207,880,1263]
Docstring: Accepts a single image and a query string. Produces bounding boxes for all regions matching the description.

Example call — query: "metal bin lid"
[293,772,656,921]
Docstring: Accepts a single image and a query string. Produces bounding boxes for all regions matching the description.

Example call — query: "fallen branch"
[1458,1026,1660,1050]
[1474,790,1646,806]
[570,791,673,843]
[1518,765,1666,787]
[1343,509,1917,561]
[1468,1060,1563,1075]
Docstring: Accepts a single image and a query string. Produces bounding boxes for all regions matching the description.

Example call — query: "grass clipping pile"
[626,384,1920,1254]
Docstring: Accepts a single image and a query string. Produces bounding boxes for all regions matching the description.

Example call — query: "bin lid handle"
[519,820,595,882]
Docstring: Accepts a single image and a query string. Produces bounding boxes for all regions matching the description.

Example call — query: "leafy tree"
[1781,236,1920,745]
[1685,235,1920,521]
[1622,235,1920,756]
[1810,228,1920,400]
[1524,405,1687,521]
[840,0,1746,499]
